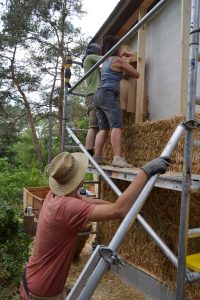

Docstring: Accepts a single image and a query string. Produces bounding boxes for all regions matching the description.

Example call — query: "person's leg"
[93,89,110,164]
[102,92,125,162]
[94,129,109,156]
[85,94,99,156]
[85,127,98,156]
[110,128,122,156]
[104,92,132,168]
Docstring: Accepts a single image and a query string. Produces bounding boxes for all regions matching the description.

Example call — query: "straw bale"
[120,44,137,64]
[99,180,200,299]
[103,114,200,174]
[67,252,145,299]
[99,114,200,299]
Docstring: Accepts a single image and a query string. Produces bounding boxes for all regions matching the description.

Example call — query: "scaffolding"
[60,0,200,299]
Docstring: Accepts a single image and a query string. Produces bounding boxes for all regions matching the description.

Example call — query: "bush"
[0,158,47,288]
[0,201,31,286]
[0,158,47,204]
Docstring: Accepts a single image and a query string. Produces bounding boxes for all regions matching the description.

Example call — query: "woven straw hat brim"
[49,153,88,196]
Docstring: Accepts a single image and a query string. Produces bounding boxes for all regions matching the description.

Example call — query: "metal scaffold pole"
[176,0,200,299]
[66,124,185,300]
[61,55,72,152]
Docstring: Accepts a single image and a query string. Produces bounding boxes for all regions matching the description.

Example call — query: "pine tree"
[0,0,88,167]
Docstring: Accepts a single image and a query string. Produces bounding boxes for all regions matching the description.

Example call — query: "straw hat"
[49,152,88,196]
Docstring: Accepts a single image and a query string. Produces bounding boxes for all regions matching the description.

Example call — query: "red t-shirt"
[20,192,95,298]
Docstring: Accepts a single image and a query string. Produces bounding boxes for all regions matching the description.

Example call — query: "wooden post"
[24,215,36,235]
[135,7,147,123]
[180,0,191,115]
[23,207,37,235]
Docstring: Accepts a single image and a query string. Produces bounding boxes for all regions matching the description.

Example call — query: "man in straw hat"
[20,152,169,300]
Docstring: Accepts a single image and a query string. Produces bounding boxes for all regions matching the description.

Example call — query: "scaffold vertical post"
[176,1,200,299]
[61,54,72,152]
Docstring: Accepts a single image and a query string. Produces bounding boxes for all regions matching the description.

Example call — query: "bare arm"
[88,157,170,222]
[89,170,147,222]
[111,57,140,79]
[81,195,111,205]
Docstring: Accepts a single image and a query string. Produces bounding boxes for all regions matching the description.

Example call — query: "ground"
[67,249,145,300]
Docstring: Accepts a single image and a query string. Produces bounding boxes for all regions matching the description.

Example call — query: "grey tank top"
[99,57,123,92]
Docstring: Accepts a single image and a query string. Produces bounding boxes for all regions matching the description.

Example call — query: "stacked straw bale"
[104,114,200,173]
[99,114,200,300]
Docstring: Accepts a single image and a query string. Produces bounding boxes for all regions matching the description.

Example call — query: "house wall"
[127,0,200,120]
[145,0,181,120]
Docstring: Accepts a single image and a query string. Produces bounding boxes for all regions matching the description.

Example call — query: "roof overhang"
[90,0,159,45]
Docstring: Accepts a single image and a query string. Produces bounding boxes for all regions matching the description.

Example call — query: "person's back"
[83,53,101,95]
[99,57,123,92]
[25,192,94,297]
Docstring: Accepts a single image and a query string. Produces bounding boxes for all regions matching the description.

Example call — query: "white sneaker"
[112,156,133,168]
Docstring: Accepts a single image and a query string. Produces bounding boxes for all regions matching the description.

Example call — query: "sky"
[74,0,120,38]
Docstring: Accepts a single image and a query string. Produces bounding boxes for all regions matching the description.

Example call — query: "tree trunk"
[22,93,44,170]
[58,0,67,151]
[48,58,59,163]
[11,44,43,170]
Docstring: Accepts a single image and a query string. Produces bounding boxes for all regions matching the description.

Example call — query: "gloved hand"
[141,156,170,179]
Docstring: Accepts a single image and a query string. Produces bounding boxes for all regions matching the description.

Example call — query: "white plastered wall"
[127,0,200,120]
[145,0,181,120]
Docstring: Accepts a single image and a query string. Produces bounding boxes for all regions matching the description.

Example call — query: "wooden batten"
[117,9,139,38]
[135,7,146,123]
[180,0,190,115]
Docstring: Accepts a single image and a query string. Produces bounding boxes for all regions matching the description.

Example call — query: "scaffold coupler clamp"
[99,246,126,267]
[183,119,200,130]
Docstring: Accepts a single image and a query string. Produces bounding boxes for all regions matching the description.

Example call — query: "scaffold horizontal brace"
[87,165,200,193]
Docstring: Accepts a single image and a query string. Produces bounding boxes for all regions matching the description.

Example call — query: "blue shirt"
[99,57,123,92]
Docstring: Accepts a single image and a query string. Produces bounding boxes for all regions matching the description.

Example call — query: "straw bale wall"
[104,114,200,173]
[99,114,200,300]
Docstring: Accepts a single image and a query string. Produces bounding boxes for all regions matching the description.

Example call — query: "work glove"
[141,156,170,179]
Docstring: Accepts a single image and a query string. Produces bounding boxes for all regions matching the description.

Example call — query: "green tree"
[0,0,88,167]
[0,157,47,290]
[0,103,27,159]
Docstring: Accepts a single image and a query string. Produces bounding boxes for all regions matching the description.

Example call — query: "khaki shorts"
[29,290,67,300]
[85,94,98,128]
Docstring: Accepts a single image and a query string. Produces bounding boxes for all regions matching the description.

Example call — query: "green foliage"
[73,116,89,145]
[0,216,31,286]
[0,158,47,202]
[0,0,87,167]
[0,225,31,287]
[0,104,27,159]
[77,116,89,129]
[0,198,32,286]
[0,0,90,291]
[0,203,19,238]
[11,129,39,168]
[0,157,47,287]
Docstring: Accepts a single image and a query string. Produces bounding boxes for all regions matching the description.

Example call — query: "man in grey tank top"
[93,36,140,168]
